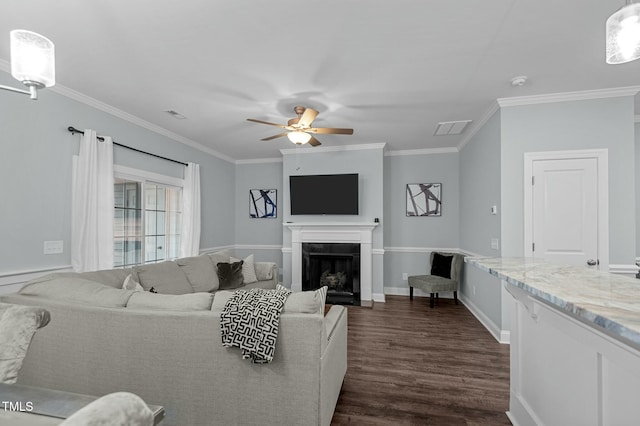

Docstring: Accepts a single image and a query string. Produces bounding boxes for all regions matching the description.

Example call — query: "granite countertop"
[466,257,640,349]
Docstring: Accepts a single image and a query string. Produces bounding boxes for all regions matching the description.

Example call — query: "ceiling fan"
[246,106,354,147]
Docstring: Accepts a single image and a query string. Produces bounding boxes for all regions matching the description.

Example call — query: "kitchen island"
[467,257,640,426]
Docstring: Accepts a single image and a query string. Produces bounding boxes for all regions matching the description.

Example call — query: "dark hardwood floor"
[331,295,511,425]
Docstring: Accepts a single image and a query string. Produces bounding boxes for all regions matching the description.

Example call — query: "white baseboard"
[459,293,509,344]
[609,263,639,277]
[372,293,386,303]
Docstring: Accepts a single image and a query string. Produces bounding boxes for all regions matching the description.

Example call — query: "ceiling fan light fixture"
[287,131,311,144]
[606,1,640,64]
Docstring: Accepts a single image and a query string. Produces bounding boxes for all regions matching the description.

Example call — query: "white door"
[530,157,599,268]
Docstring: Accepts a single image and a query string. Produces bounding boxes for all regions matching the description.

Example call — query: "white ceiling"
[1,0,639,161]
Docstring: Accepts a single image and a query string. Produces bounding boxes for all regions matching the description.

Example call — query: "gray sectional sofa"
[1,251,348,426]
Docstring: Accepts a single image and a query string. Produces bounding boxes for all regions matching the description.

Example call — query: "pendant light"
[606,1,640,64]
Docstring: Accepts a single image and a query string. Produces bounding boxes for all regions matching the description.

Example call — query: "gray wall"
[382,152,459,293]
[281,146,385,293]
[500,96,636,264]
[0,70,235,274]
[234,161,283,266]
[458,110,504,330]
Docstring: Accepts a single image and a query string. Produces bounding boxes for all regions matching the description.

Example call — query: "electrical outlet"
[402,273,408,281]
[44,240,63,254]
[491,238,499,250]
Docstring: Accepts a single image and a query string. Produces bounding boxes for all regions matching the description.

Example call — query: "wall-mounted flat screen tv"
[290,173,359,215]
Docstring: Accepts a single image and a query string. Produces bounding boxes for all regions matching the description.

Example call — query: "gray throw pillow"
[216,261,244,290]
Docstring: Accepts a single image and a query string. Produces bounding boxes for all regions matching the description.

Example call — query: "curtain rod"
[67,126,188,167]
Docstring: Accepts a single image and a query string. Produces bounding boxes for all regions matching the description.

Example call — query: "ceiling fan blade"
[308,136,322,147]
[261,133,289,141]
[247,118,286,128]
[307,127,354,135]
[298,108,319,127]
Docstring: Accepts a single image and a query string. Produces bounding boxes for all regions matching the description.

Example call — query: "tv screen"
[290,173,359,215]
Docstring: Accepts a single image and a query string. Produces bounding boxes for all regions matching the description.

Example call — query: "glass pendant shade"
[287,131,311,144]
[10,29,56,88]
[606,2,640,64]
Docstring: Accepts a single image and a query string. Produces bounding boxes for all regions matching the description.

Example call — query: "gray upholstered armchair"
[0,302,50,384]
[408,251,464,308]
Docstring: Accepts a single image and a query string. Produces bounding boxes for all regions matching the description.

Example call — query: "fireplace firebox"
[302,243,360,305]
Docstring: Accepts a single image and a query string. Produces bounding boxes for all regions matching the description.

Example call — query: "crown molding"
[384,147,458,156]
[235,157,283,165]
[52,85,236,164]
[0,60,235,164]
[280,142,386,155]
[497,86,640,107]
[457,101,500,151]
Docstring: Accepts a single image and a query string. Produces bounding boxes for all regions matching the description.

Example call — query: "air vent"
[164,110,187,119]
[434,120,472,136]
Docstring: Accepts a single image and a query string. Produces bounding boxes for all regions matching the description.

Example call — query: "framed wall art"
[406,183,442,217]
[249,189,277,218]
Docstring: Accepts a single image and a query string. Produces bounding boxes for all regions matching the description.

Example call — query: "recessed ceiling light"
[164,110,187,119]
[434,120,472,136]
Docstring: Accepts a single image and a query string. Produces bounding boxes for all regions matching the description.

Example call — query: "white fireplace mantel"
[284,222,378,303]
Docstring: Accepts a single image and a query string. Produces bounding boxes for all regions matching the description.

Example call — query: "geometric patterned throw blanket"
[220,286,291,364]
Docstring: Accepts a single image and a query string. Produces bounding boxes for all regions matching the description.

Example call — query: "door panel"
[532,158,598,268]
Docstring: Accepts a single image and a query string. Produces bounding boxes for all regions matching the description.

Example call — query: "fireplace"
[302,243,360,305]
[284,222,378,305]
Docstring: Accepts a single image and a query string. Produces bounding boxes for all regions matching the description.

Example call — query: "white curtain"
[179,162,201,257]
[71,129,114,272]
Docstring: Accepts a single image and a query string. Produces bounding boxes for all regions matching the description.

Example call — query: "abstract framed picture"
[406,183,442,217]
[249,189,277,218]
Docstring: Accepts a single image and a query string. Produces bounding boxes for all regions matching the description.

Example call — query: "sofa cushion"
[126,292,214,311]
[31,269,134,289]
[211,287,325,314]
[175,254,218,292]
[134,261,193,294]
[254,262,275,281]
[230,254,258,284]
[122,274,144,292]
[216,261,245,290]
[19,277,134,308]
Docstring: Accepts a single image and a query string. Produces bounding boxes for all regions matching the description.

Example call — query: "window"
[113,166,183,268]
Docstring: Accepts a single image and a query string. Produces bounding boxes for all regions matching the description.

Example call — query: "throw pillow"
[230,254,258,284]
[316,285,328,313]
[217,261,245,290]
[122,274,144,292]
[431,252,453,279]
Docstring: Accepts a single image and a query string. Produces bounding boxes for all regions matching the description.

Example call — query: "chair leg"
[435,293,439,305]
[410,287,413,300]
[454,291,458,305]
[430,293,435,308]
